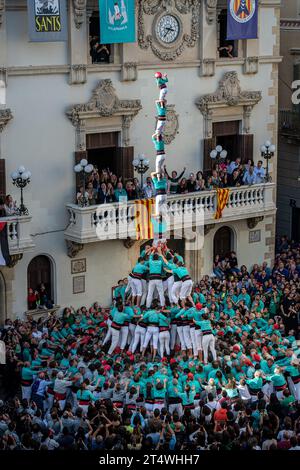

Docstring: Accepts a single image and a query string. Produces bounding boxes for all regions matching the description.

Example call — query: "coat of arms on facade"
[35,0,60,15]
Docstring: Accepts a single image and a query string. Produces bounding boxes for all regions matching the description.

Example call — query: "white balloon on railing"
[210,150,218,159]
[80,159,88,167]
[74,164,82,173]
[216,145,223,153]
[220,150,227,159]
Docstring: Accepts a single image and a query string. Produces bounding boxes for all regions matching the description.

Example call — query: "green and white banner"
[99,0,136,44]
[27,0,68,42]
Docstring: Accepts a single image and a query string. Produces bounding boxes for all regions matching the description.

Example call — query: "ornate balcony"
[2,215,35,265]
[64,183,276,251]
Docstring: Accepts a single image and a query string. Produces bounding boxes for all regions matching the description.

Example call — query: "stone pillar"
[200,1,217,77]
[69,1,88,85]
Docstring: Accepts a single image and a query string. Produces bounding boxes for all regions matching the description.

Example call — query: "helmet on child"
[155,72,162,78]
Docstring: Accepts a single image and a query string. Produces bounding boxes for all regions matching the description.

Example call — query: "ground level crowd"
[0,236,299,451]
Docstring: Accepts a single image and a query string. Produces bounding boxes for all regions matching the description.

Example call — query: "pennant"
[214,189,230,220]
[0,222,10,266]
[135,198,154,241]
[99,0,136,44]
[227,0,258,40]
[27,0,68,42]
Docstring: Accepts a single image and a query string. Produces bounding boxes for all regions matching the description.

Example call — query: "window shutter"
[74,151,88,198]
[203,138,216,175]
[0,159,6,200]
[116,147,134,182]
[238,134,254,164]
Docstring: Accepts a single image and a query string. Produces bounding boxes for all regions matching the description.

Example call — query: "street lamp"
[74,159,94,207]
[260,140,275,182]
[132,154,150,187]
[10,166,31,215]
[210,145,228,165]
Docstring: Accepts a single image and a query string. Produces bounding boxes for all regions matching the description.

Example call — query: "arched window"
[213,226,233,259]
[27,255,53,301]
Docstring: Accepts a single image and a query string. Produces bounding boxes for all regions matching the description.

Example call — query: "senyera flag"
[0,221,10,266]
[99,0,136,44]
[227,0,258,40]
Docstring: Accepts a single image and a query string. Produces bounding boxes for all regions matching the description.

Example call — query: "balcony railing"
[1,215,35,255]
[279,109,300,138]
[64,183,276,244]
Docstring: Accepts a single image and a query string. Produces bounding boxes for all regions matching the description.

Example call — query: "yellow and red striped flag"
[134,198,154,240]
[214,188,230,220]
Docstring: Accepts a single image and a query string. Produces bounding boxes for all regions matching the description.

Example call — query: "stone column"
[200,1,217,77]
[69,1,88,85]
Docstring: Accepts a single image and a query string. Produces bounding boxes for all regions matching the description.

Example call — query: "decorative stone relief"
[66,240,84,258]
[205,0,217,24]
[73,0,87,29]
[243,105,253,134]
[244,56,259,75]
[155,104,179,144]
[196,71,262,138]
[69,64,87,85]
[0,0,4,28]
[247,216,264,229]
[200,59,216,77]
[8,254,23,268]
[123,237,136,249]
[121,62,138,82]
[0,108,13,132]
[138,0,201,61]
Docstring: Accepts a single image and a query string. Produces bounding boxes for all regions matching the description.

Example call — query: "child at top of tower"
[155,72,168,108]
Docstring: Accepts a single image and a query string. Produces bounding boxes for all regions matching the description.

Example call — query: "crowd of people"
[0,236,299,451]
[76,158,267,207]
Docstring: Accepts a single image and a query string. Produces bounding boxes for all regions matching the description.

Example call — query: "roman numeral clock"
[138,0,201,61]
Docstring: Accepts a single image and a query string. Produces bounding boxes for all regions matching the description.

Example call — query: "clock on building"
[155,14,181,45]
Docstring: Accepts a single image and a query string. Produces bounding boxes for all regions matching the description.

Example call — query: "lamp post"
[10,166,31,215]
[210,145,228,166]
[74,159,94,207]
[260,140,275,182]
[132,154,150,187]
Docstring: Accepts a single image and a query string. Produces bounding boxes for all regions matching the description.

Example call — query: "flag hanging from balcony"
[99,0,136,44]
[27,0,68,42]
[135,198,154,241]
[214,189,230,220]
[227,0,258,40]
[0,222,10,266]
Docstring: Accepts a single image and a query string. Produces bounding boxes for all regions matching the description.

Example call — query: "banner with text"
[99,0,136,44]
[27,0,68,42]
[227,0,258,40]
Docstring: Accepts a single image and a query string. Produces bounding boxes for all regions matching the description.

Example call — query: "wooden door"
[116,147,134,181]
[203,138,216,174]
[27,255,52,296]
[213,226,232,258]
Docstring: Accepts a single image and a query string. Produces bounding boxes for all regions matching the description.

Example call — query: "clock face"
[156,15,180,44]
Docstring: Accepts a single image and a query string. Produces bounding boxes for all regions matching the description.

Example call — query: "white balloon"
[132,159,139,166]
[216,145,223,153]
[27,171,32,179]
[80,159,88,167]
[260,145,267,153]
[220,150,227,159]
[269,145,276,153]
[210,150,217,159]
[74,164,82,173]
[265,140,271,148]
[22,171,29,180]
[11,172,18,180]
[18,166,26,174]
[84,165,93,173]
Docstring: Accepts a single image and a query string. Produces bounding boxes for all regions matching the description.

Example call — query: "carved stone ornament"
[69,64,87,85]
[138,0,201,61]
[67,80,142,148]
[8,254,23,268]
[0,0,4,28]
[72,0,87,29]
[244,56,259,75]
[205,0,217,24]
[200,59,216,77]
[247,216,264,230]
[0,108,13,132]
[196,71,262,138]
[123,237,136,249]
[156,104,179,144]
[121,62,138,82]
[66,240,84,258]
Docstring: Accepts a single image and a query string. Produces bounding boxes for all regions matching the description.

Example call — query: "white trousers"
[159,330,170,357]
[119,326,129,350]
[180,279,193,300]
[155,194,167,216]
[171,281,182,305]
[141,279,148,306]
[202,334,217,364]
[156,153,166,173]
[159,88,168,101]
[195,328,203,352]
[156,118,166,134]
[168,403,183,417]
[131,325,146,353]
[108,327,120,355]
[130,278,142,297]
[128,323,136,348]
[170,324,178,350]
[153,236,167,248]
[190,327,198,357]
[176,325,186,351]
[146,279,165,308]
[143,326,159,350]
[183,325,192,350]
[103,318,112,345]
[166,276,174,302]
[287,378,300,401]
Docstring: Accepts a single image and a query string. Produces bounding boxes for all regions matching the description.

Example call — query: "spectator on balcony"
[97,182,108,204]
[227,157,241,175]
[143,177,155,199]
[106,183,116,203]
[27,288,38,310]
[164,166,186,194]
[211,169,221,188]
[133,178,143,199]
[38,284,53,310]
[218,44,234,59]
[125,181,138,201]
[76,186,89,206]
[195,176,206,191]
[4,195,17,216]
[228,169,242,187]
[86,182,98,206]
[114,182,128,202]
[213,255,225,279]
[187,173,197,192]
[110,174,118,189]
[92,170,101,190]
[254,160,266,183]
[243,165,258,185]
[177,177,188,194]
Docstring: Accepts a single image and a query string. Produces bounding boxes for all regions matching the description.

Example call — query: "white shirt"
[54,378,73,395]
[254,166,266,183]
